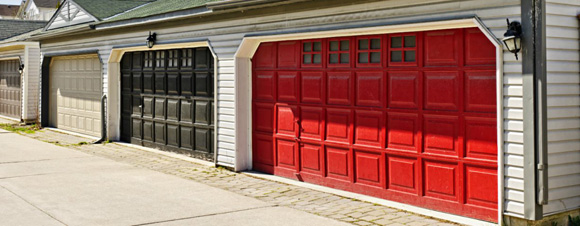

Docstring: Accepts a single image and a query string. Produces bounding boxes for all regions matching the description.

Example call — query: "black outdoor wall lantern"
[18,56,24,74]
[146,31,157,48]
[502,19,522,60]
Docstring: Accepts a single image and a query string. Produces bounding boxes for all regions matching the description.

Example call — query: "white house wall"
[24,46,41,122]
[39,0,526,217]
[544,0,580,216]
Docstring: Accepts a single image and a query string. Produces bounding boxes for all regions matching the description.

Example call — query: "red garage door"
[252,28,498,222]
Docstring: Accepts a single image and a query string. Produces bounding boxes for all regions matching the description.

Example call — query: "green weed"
[0,123,41,134]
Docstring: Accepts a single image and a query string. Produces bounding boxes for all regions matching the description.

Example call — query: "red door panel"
[464,28,496,66]
[388,71,420,109]
[253,71,276,101]
[423,160,459,202]
[354,110,384,147]
[387,113,420,152]
[387,155,418,194]
[252,28,498,222]
[277,71,299,102]
[465,70,496,113]
[277,139,297,169]
[300,143,323,174]
[424,71,460,111]
[326,146,351,181]
[354,150,383,187]
[254,42,276,69]
[301,71,325,103]
[424,29,461,66]
[465,165,498,209]
[325,108,352,143]
[254,103,274,133]
[278,41,301,68]
[276,105,298,136]
[355,71,384,107]
[423,115,460,157]
[327,72,352,106]
[464,117,497,160]
[300,106,324,141]
[253,133,274,173]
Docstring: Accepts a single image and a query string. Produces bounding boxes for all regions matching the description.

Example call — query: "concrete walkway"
[0,129,351,226]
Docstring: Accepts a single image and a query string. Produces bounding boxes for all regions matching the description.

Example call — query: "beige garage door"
[49,54,102,137]
[0,59,22,119]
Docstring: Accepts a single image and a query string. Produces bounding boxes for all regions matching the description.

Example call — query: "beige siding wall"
[544,0,580,216]
[39,0,526,216]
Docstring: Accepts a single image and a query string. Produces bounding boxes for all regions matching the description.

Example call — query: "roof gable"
[45,0,97,30]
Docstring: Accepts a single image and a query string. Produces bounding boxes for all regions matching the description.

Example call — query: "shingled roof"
[106,0,219,22]
[0,5,19,18]
[73,0,155,20]
[34,0,62,8]
[0,19,47,40]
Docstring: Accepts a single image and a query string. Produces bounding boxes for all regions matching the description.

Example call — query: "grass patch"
[0,123,41,134]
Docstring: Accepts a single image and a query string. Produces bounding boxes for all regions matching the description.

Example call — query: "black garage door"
[121,48,215,160]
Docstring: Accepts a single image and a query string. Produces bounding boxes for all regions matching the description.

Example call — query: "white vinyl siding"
[25,46,41,121]
[544,0,580,216]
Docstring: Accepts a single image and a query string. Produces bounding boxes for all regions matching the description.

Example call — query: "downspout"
[93,94,107,144]
[521,0,548,220]
[533,0,548,208]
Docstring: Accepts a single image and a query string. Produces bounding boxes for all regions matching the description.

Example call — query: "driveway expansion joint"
[0,184,68,226]
[132,205,278,226]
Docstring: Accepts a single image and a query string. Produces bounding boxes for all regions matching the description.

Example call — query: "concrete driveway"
[0,129,350,226]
